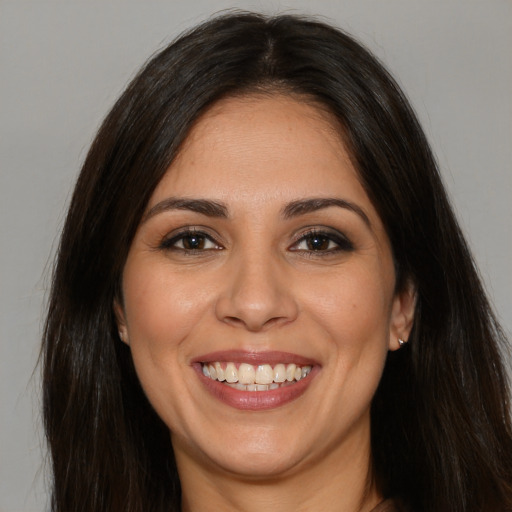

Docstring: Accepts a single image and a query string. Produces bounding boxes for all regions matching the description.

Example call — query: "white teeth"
[255,364,274,385]
[286,364,296,381]
[215,362,225,382]
[202,361,312,389]
[273,363,286,383]
[239,363,255,384]
[225,362,237,383]
[244,384,270,392]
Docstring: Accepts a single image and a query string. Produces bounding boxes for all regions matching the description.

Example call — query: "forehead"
[181,93,349,166]
[148,94,368,208]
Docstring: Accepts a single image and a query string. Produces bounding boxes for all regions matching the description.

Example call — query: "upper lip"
[192,350,319,367]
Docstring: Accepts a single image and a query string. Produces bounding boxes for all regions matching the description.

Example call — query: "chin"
[174,425,311,480]
[211,448,306,480]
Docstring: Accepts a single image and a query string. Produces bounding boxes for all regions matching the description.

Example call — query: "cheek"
[120,261,208,426]
[301,260,393,410]
[122,258,212,348]
[304,265,392,346]
[304,267,392,420]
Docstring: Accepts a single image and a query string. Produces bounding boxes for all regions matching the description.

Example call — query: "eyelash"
[289,228,354,255]
[159,228,222,253]
[159,227,354,255]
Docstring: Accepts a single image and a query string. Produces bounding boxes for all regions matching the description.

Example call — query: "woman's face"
[117,94,414,481]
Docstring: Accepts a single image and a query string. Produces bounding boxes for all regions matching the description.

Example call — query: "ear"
[388,279,416,351]
[114,299,129,345]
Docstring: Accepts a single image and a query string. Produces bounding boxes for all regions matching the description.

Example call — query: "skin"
[116,94,415,512]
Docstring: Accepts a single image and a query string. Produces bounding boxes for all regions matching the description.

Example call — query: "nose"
[215,250,299,332]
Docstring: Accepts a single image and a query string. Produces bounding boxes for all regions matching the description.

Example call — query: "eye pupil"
[307,235,330,251]
[183,234,204,250]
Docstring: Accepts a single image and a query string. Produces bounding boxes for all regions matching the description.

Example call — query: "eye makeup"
[289,227,354,254]
[159,227,223,253]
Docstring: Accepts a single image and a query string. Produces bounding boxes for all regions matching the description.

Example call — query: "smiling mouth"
[201,362,312,391]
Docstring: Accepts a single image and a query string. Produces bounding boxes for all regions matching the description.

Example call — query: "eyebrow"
[282,198,371,227]
[142,196,370,227]
[142,198,229,222]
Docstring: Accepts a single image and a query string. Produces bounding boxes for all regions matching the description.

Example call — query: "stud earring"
[398,338,407,348]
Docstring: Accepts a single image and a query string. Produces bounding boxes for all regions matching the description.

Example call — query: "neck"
[175,416,381,512]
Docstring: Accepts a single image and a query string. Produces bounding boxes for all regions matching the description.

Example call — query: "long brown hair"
[42,12,512,511]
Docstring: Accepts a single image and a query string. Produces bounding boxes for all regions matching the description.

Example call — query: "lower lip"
[194,365,318,411]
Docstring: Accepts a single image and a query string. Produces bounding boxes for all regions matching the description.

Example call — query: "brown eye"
[291,229,354,253]
[181,233,207,250]
[304,233,332,251]
[160,230,221,252]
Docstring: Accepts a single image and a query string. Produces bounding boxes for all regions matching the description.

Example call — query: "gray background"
[1,1,510,510]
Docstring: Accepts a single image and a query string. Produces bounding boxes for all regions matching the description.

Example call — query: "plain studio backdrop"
[0,1,510,510]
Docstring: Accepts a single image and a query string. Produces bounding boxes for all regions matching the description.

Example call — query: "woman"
[42,12,512,512]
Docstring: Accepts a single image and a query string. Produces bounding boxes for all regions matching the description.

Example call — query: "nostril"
[214,272,299,331]
[224,316,244,326]
[222,314,289,332]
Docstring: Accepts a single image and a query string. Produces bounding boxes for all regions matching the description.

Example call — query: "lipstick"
[192,351,319,410]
